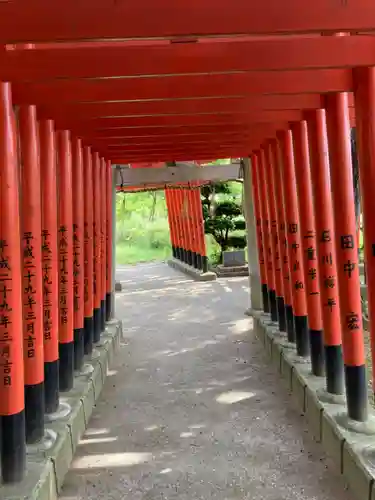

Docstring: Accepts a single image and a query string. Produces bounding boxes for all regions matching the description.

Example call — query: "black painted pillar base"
[175,247,181,260]
[188,250,194,266]
[268,289,278,323]
[1,410,26,483]
[44,359,59,414]
[74,327,85,371]
[309,329,325,377]
[276,296,286,332]
[196,253,203,270]
[285,305,295,343]
[106,292,112,321]
[25,382,45,444]
[59,341,74,391]
[84,315,94,356]
[325,345,345,395]
[93,307,102,343]
[101,299,106,331]
[345,364,368,422]
[202,256,208,273]
[194,252,200,269]
[261,284,269,313]
[294,315,309,357]
[172,246,177,258]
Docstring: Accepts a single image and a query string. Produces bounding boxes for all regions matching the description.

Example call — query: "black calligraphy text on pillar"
[325,92,367,422]
[100,159,106,331]
[305,109,344,396]
[277,129,309,356]
[251,153,269,314]
[83,147,94,355]
[291,121,324,377]
[73,222,84,369]
[19,104,45,445]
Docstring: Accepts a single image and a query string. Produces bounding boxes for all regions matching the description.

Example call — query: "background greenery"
[115,180,245,265]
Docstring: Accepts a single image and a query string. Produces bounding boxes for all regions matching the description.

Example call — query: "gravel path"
[60,262,352,500]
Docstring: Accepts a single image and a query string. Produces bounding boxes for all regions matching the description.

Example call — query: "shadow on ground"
[60,263,352,500]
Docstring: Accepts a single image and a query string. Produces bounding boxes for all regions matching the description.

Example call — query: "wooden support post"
[266,141,286,331]
[18,105,45,442]
[306,109,345,395]
[105,161,113,321]
[39,119,60,413]
[353,66,375,399]
[71,138,85,370]
[100,158,107,331]
[92,152,102,343]
[56,130,74,391]
[325,92,368,422]
[277,129,309,355]
[0,82,26,483]
[291,120,324,376]
[260,146,278,323]
[83,147,94,355]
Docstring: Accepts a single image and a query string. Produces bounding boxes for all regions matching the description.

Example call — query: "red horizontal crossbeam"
[0,0,374,43]
[58,110,302,132]
[13,70,351,106]
[39,94,326,120]
[89,130,252,146]
[81,123,282,140]
[2,36,375,81]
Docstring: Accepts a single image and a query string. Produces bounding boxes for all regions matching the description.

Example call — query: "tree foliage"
[201,182,246,261]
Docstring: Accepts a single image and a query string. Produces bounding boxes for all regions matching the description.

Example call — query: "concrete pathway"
[60,263,352,500]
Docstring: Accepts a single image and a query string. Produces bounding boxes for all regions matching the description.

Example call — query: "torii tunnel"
[4,0,375,492]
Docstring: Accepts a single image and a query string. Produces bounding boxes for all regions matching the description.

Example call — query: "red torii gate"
[1,2,375,493]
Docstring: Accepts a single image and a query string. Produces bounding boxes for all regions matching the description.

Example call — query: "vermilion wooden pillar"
[254,150,272,316]
[165,189,175,257]
[353,67,375,397]
[291,121,324,376]
[83,147,94,355]
[305,109,344,396]
[178,187,187,263]
[182,186,193,266]
[100,158,107,331]
[270,141,294,336]
[189,185,199,269]
[193,184,203,270]
[196,185,208,273]
[191,183,202,270]
[18,105,45,443]
[0,82,26,483]
[171,189,181,261]
[39,120,60,413]
[325,92,368,422]
[261,146,278,323]
[105,161,113,321]
[266,141,286,331]
[71,138,85,370]
[92,152,102,342]
[277,129,309,355]
[250,154,269,313]
[56,130,74,391]
[186,186,194,267]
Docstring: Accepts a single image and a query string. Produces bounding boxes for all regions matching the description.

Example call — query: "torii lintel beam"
[1,1,375,42]
[12,70,352,105]
[3,36,375,81]
[36,94,332,121]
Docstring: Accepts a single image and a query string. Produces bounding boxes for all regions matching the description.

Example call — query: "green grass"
[115,181,246,266]
[116,191,172,265]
